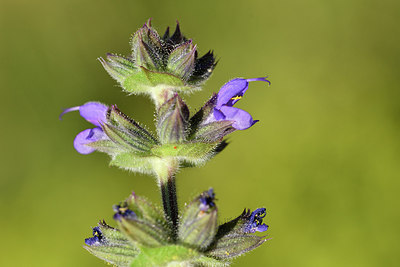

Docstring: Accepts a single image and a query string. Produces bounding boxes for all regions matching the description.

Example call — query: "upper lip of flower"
[212,77,270,130]
[215,77,270,109]
[59,102,108,127]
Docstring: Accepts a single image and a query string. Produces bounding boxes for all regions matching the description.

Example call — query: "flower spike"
[62,19,272,266]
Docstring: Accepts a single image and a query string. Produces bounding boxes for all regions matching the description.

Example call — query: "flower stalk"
[152,158,180,240]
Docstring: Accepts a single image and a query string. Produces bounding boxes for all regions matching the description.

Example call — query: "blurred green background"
[1,0,399,266]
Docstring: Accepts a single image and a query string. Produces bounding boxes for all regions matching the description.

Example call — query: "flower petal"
[60,102,108,127]
[216,79,249,109]
[84,226,103,246]
[218,106,258,130]
[216,77,270,109]
[212,108,226,121]
[199,188,216,211]
[113,205,137,221]
[244,208,268,233]
[74,127,106,154]
[79,102,108,127]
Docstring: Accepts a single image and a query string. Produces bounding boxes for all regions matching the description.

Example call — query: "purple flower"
[243,208,269,233]
[113,205,137,221]
[60,102,109,154]
[85,226,104,246]
[199,188,216,211]
[213,77,270,130]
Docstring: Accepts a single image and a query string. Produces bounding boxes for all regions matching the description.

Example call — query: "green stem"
[160,176,178,239]
[153,158,179,240]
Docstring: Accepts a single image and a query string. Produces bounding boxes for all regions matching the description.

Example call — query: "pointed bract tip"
[146,18,152,27]
[163,26,170,39]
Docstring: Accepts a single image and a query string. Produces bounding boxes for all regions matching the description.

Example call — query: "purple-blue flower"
[243,208,269,233]
[199,188,216,211]
[85,226,104,246]
[213,77,270,130]
[60,102,109,154]
[113,205,137,221]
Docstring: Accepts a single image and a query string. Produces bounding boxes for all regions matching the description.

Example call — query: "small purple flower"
[213,77,270,130]
[199,188,216,211]
[243,208,269,233]
[85,226,104,246]
[113,205,137,221]
[60,102,109,154]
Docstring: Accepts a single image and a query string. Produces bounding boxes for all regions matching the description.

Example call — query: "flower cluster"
[60,77,269,176]
[84,191,268,266]
[99,19,216,107]
[61,19,271,266]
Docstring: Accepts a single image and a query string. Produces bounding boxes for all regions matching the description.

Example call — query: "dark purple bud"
[199,188,216,211]
[74,127,107,154]
[113,205,137,221]
[60,102,108,127]
[85,226,104,246]
[243,208,268,233]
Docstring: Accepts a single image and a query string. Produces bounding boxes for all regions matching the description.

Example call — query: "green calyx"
[100,19,216,107]
[84,221,139,267]
[178,191,218,250]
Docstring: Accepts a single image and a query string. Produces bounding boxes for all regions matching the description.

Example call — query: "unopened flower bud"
[178,189,218,249]
[206,208,269,259]
[157,94,190,143]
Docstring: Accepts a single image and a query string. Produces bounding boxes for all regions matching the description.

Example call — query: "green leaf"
[167,41,196,81]
[118,218,169,248]
[192,121,235,142]
[179,201,218,250]
[206,234,267,259]
[126,194,171,238]
[151,142,219,165]
[99,54,137,84]
[123,67,187,94]
[84,245,138,267]
[109,153,155,174]
[157,95,190,144]
[129,245,219,267]
[84,221,139,267]
[108,105,158,147]
[102,123,152,153]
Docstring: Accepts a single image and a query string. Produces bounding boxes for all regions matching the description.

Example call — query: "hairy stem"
[160,176,178,239]
[153,158,179,240]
